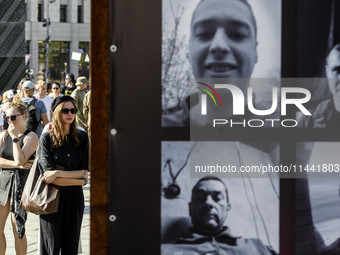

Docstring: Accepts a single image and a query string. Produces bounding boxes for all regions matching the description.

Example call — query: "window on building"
[37,4,43,22]
[78,5,83,23]
[60,5,67,23]
[25,41,30,55]
[38,41,70,83]
[78,42,89,78]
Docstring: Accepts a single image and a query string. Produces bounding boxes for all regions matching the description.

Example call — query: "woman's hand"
[19,161,32,170]
[83,170,89,180]
[7,123,19,139]
[41,170,58,184]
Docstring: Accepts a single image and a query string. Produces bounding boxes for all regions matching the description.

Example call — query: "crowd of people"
[0,73,91,255]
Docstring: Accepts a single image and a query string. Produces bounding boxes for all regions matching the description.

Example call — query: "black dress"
[0,129,34,239]
[37,131,89,255]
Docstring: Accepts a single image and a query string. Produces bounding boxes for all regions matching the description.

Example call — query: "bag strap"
[29,98,38,107]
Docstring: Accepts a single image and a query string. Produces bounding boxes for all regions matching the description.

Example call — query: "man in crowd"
[162,0,259,127]
[162,177,276,254]
[299,44,340,128]
[71,77,88,132]
[83,90,91,139]
[21,81,48,138]
[34,80,53,121]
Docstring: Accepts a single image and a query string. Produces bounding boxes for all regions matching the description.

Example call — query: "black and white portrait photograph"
[162,0,281,127]
[296,1,340,128]
[296,142,340,255]
[161,141,279,254]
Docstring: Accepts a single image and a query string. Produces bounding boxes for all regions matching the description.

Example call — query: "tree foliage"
[162,4,192,113]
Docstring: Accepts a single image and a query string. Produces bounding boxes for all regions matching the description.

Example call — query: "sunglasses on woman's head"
[61,108,78,114]
[6,114,22,121]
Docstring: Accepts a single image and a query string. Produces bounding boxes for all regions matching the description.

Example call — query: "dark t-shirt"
[38,130,89,173]
[61,86,77,96]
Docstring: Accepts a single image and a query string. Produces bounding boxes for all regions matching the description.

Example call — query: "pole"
[45,0,49,82]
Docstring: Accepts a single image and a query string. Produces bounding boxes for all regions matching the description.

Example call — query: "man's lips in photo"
[201,210,219,222]
[205,62,236,73]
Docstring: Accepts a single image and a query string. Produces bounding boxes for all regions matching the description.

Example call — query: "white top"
[34,94,53,121]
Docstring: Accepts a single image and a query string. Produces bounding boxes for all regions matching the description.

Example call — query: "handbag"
[20,157,61,215]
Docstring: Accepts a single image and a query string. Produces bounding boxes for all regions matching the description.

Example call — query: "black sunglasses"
[6,114,22,121]
[61,108,78,114]
[52,87,60,90]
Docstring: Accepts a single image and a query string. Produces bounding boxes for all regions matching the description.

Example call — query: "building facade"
[0,0,25,93]
[25,0,90,83]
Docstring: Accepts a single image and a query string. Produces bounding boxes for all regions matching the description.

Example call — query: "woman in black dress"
[0,100,38,255]
[38,96,89,255]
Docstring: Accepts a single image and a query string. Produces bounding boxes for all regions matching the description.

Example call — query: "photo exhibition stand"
[90,0,340,254]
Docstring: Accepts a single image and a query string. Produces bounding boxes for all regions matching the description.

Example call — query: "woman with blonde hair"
[37,95,89,254]
[0,98,38,255]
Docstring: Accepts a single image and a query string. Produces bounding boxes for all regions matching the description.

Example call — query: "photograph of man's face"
[162,0,281,127]
[161,141,279,254]
[189,0,258,79]
[189,178,230,234]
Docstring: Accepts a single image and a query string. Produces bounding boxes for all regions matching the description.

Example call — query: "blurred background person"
[46,83,52,95]
[49,82,64,99]
[34,81,53,122]
[83,90,91,139]
[1,90,15,131]
[17,78,27,96]
[61,73,77,96]
[21,81,48,138]
[71,77,88,132]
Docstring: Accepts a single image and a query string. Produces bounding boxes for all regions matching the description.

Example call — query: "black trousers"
[40,186,84,255]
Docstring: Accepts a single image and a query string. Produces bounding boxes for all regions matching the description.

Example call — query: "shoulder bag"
[20,157,61,215]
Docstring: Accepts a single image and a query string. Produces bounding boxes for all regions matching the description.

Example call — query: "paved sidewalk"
[4,182,90,254]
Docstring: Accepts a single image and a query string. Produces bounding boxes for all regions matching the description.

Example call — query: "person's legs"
[10,212,27,255]
[0,199,10,255]
[61,189,84,255]
[40,213,62,255]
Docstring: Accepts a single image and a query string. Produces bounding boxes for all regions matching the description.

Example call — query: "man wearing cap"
[21,80,48,138]
[71,77,88,132]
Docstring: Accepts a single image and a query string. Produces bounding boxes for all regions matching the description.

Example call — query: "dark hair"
[66,73,76,85]
[191,0,257,37]
[191,176,229,203]
[52,82,61,88]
